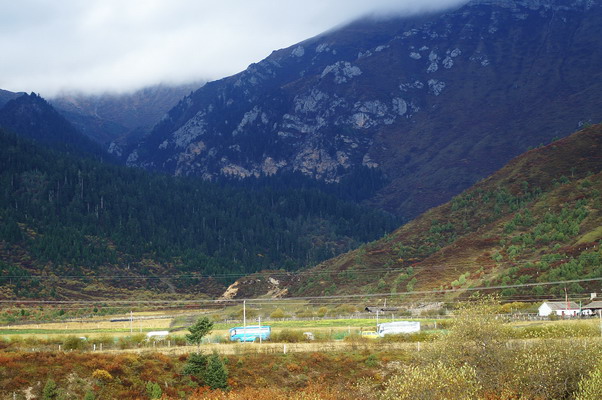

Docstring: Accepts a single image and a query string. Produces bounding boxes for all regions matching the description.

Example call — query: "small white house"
[538,301,580,317]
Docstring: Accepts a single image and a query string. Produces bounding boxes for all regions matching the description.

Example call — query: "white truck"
[377,321,420,337]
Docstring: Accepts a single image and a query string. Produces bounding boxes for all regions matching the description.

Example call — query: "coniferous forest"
[0,128,399,298]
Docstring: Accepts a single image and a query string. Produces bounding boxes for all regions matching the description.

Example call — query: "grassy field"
[0,318,441,342]
[2,306,600,347]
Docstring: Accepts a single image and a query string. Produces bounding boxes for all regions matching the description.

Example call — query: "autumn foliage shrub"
[575,362,602,400]
[188,382,356,400]
[513,320,599,339]
[379,362,480,400]
[426,296,510,392]
[271,329,308,343]
[501,340,602,399]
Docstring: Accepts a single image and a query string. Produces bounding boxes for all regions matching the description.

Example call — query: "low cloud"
[0,0,469,97]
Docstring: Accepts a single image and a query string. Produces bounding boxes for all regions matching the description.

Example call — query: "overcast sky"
[0,0,468,97]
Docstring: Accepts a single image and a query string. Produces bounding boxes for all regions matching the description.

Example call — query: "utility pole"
[130,310,133,335]
[564,287,569,318]
[243,300,247,341]
[258,316,262,344]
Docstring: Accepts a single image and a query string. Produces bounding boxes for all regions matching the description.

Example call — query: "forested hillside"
[0,129,398,300]
[0,93,107,159]
[289,124,602,300]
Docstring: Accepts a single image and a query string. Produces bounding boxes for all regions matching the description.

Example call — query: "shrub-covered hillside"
[292,124,602,300]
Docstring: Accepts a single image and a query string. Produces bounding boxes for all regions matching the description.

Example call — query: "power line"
[1,276,600,305]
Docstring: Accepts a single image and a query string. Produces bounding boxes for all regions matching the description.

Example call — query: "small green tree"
[42,379,58,400]
[146,381,162,399]
[204,353,229,390]
[183,352,209,381]
[83,391,95,400]
[186,316,213,351]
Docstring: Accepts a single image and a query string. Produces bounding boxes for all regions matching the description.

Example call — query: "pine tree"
[186,317,213,351]
[204,353,228,390]
[182,352,208,380]
[42,379,58,400]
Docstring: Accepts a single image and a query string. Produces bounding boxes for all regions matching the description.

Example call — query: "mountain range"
[0,0,601,302]
[50,82,202,148]
[123,0,602,220]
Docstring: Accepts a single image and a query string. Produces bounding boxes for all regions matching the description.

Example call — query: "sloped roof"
[584,300,602,309]
[541,301,580,310]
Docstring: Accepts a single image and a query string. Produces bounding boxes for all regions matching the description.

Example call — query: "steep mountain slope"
[287,124,602,301]
[0,129,397,300]
[127,0,602,220]
[0,93,107,159]
[51,82,202,148]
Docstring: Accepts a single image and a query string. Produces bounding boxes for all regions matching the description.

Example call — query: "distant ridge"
[0,93,107,159]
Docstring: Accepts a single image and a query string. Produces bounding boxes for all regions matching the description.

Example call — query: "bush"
[117,334,145,349]
[427,296,509,392]
[271,329,307,343]
[332,304,358,315]
[513,321,599,339]
[62,336,86,351]
[379,362,480,400]
[146,381,162,399]
[42,379,59,400]
[504,340,602,399]
[270,308,285,319]
[575,363,602,400]
[90,335,114,349]
[92,369,113,383]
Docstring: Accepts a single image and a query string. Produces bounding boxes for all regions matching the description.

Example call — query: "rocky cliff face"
[126,0,602,219]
